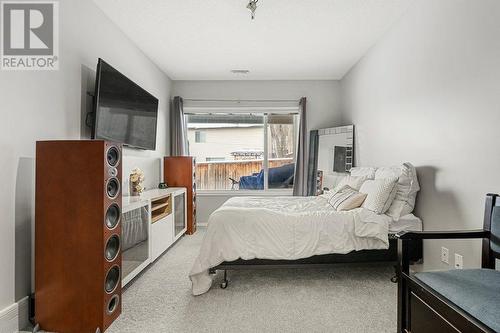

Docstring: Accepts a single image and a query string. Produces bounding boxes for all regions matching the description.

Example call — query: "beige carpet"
[106,227,398,333]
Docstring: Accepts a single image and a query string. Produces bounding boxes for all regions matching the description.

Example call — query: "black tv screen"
[92,58,158,150]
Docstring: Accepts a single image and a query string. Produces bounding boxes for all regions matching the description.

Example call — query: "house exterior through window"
[186,110,299,191]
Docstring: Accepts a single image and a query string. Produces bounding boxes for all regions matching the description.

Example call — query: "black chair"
[396,193,500,333]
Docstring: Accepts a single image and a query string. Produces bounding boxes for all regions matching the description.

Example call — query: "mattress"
[189,196,392,295]
[388,213,423,233]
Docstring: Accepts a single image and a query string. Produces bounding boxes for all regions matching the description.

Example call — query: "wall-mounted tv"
[92,58,158,150]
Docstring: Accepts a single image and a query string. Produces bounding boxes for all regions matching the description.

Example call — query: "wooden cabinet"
[163,156,197,234]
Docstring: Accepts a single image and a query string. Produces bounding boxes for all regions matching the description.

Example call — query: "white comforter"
[189,196,391,295]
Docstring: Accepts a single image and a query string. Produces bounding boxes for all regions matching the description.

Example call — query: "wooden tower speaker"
[35,140,122,332]
[163,156,197,234]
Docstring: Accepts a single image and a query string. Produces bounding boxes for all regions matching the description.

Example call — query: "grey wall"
[340,0,500,270]
[173,80,342,222]
[0,0,172,312]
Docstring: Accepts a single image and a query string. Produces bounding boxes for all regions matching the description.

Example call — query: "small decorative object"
[129,168,145,196]
[158,182,168,189]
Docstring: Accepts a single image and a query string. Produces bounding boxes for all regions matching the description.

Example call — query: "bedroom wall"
[0,0,172,327]
[340,0,500,270]
[172,80,342,223]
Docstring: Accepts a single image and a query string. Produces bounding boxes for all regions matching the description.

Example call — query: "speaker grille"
[105,266,120,294]
[106,295,120,315]
[106,146,120,167]
[105,204,120,230]
[106,178,120,199]
[105,235,120,262]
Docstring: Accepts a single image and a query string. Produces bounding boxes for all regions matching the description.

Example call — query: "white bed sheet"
[389,213,423,233]
[189,196,391,295]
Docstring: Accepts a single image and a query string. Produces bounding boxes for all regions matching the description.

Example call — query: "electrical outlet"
[441,247,449,264]
[455,253,463,269]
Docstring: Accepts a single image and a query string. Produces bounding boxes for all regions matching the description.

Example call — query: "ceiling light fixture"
[246,0,258,20]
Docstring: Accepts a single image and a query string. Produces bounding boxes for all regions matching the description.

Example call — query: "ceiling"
[93,0,413,80]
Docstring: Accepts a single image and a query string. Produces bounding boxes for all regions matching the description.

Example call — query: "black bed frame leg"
[220,270,228,289]
[391,264,398,283]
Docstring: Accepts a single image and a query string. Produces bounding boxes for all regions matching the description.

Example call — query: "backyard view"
[187,113,298,190]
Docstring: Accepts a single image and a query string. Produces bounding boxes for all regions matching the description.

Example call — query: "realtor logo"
[1,1,59,70]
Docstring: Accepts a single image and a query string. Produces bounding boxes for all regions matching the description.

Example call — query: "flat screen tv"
[92,58,158,150]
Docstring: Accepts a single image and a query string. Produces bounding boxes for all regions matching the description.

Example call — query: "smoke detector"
[231,69,250,74]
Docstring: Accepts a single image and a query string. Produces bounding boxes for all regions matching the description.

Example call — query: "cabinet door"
[151,215,174,261]
[174,193,186,237]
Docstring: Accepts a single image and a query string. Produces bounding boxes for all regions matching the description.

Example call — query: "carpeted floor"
[106,227,398,333]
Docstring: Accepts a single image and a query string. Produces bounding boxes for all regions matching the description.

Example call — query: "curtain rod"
[183,98,300,103]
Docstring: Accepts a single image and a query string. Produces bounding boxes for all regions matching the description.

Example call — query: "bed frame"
[209,234,423,289]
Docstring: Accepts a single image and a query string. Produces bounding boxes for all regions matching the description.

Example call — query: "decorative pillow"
[359,177,398,214]
[333,175,368,192]
[328,185,367,211]
[376,163,420,220]
[349,166,377,179]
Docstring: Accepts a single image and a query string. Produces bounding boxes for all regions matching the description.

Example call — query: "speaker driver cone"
[105,265,120,294]
[106,146,120,167]
[106,178,120,199]
[105,204,120,230]
[105,235,120,262]
[107,294,120,315]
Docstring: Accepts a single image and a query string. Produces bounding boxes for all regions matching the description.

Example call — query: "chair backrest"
[483,193,500,268]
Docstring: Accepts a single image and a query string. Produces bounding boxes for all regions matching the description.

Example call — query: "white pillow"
[321,174,345,191]
[333,175,368,192]
[359,177,398,214]
[376,163,420,220]
[328,186,367,211]
[350,166,377,179]
[319,189,335,201]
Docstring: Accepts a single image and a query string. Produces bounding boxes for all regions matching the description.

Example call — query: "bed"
[189,196,423,295]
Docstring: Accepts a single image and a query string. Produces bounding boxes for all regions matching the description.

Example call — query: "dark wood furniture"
[35,140,122,332]
[396,193,500,333]
[164,156,197,234]
[211,234,422,288]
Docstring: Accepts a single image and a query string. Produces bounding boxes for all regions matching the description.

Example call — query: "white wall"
[173,80,342,222]
[340,0,500,270]
[0,0,172,318]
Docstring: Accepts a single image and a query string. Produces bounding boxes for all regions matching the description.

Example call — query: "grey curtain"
[170,96,189,156]
[293,97,308,196]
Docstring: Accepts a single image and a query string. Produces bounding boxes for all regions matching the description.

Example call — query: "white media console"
[121,187,187,286]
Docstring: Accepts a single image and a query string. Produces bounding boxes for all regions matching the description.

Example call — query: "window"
[186,111,299,191]
[195,130,206,143]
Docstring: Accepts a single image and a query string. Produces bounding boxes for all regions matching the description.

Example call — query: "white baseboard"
[0,296,29,333]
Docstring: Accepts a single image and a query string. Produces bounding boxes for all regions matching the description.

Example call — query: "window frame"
[185,107,300,194]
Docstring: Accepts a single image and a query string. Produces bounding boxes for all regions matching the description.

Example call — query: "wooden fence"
[195,158,293,190]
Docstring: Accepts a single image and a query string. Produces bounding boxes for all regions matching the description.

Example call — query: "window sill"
[196,189,293,197]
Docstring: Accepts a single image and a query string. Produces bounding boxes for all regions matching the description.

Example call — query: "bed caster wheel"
[220,281,228,289]
[391,275,398,283]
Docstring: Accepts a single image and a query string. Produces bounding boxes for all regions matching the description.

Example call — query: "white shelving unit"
[121,187,187,287]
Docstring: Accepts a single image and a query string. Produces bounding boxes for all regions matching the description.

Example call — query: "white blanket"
[189,196,390,295]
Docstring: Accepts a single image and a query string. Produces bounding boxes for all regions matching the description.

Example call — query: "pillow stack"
[346,163,420,217]
[375,163,420,220]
